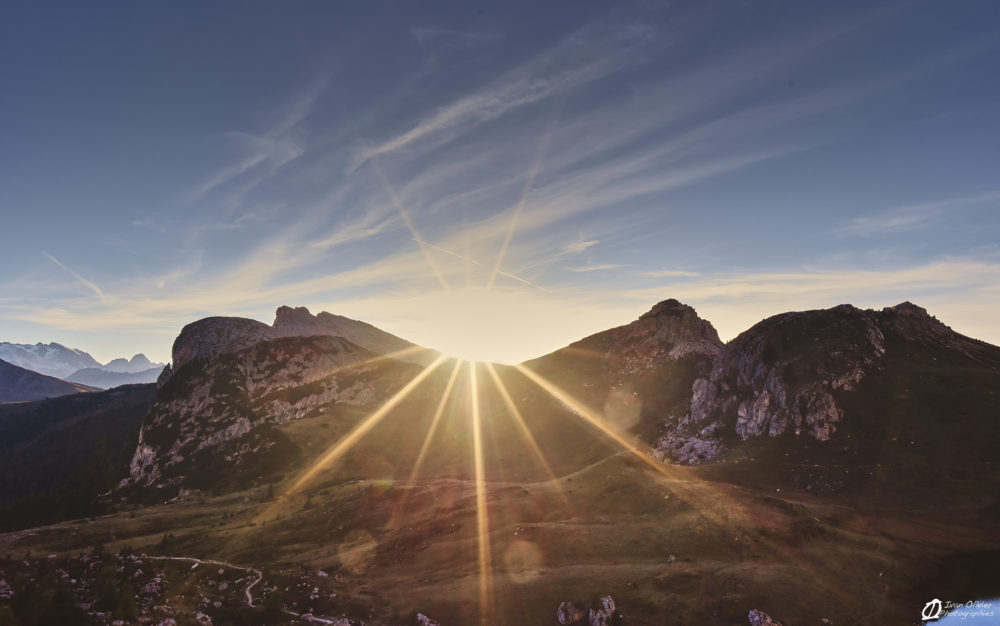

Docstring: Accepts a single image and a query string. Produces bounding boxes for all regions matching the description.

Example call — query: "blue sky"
[1,0,999,363]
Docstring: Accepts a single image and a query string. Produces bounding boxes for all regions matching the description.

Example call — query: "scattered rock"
[417,613,442,626]
[748,608,782,626]
[557,600,587,624]
[589,595,615,626]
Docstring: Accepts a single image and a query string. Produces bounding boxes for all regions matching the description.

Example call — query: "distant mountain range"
[0,358,100,403]
[0,341,101,378]
[0,342,165,388]
[64,365,167,389]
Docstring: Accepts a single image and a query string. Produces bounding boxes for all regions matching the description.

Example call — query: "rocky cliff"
[124,333,422,497]
[120,305,441,498]
[655,301,1000,465]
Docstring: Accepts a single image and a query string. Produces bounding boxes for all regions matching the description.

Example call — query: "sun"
[370,287,563,364]
[338,285,631,364]
[402,287,549,363]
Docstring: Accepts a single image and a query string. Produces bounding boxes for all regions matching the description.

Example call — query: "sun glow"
[342,287,635,364]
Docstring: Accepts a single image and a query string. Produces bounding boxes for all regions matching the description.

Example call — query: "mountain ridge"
[0,358,100,403]
[0,341,166,385]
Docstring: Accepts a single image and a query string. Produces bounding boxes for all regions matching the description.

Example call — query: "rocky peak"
[171,317,273,372]
[165,305,432,381]
[272,305,315,330]
[879,300,997,364]
[271,306,358,339]
[639,298,689,319]
[605,299,723,366]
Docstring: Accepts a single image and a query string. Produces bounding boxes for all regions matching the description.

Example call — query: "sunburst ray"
[241,355,447,535]
[487,125,553,289]
[512,364,743,530]
[385,358,465,530]
[287,354,447,495]
[469,361,495,623]
[484,363,569,508]
[369,157,450,291]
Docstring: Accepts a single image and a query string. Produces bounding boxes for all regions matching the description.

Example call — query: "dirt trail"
[146,555,344,623]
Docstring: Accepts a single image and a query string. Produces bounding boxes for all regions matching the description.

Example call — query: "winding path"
[145,555,347,623]
[145,556,263,606]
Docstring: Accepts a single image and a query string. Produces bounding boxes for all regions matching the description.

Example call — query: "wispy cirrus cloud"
[185,79,328,205]
[837,191,1000,237]
[642,269,700,278]
[562,240,599,255]
[42,252,108,304]
[356,20,654,165]
[566,263,623,273]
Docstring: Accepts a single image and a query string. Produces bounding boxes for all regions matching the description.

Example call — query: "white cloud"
[562,240,599,255]
[566,264,623,273]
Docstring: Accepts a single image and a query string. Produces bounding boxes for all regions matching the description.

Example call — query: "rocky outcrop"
[654,301,1000,465]
[272,306,423,363]
[557,595,617,626]
[557,601,586,624]
[747,609,782,625]
[568,299,723,377]
[170,317,274,373]
[123,334,421,494]
[157,363,173,388]
[589,595,616,626]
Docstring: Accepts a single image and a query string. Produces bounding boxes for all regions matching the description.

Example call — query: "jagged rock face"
[657,304,886,463]
[713,304,886,441]
[656,301,996,465]
[125,334,419,495]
